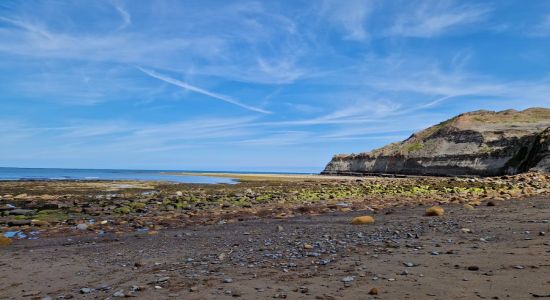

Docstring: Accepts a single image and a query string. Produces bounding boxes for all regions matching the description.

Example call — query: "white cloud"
[321,0,374,40]
[138,67,272,114]
[389,1,492,37]
[531,14,550,37]
[111,2,131,30]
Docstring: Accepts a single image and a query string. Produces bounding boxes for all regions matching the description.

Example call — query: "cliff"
[322,108,550,177]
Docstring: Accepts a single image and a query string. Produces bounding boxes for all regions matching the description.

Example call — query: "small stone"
[189,286,199,292]
[513,265,524,270]
[224,278,233,283]
[76,224,88,230]
[467,266,480,271]
[80,288,93,294]
[351,216,375,225]
[461,228,472,234]
[368,287,379,295]
[486,201,496,207]
[303,243,313,249]
[156,277,170,283]
[342,276,354,283]
[425,206,444,216]
[0,236,13,246]
[22,291,41,297]
[539,231,546,236]
[463,204,475,210]
[403,262,416,267]
[113,290,125,297]
[277,225,284,232]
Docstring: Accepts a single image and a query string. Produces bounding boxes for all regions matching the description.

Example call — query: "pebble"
[76,224,88,230]
[425,206,444,216]
[351,215,375,225]
[369,287,379,295]
[513,265,524,270]
[79,288,93,294]
[224,278,233,283]
[112,290,125,297]
[467,266,480,271]
[403,262,416,267]
[342,276,354,283]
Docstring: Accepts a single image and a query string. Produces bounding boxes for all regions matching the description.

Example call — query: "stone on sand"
[351,216,375,225]
[0,236,12,246]
[425,206,444,216]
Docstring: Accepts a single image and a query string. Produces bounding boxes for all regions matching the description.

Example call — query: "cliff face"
[322,108,550,177]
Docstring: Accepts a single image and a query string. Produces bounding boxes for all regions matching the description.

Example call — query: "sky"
[0,0,549,173]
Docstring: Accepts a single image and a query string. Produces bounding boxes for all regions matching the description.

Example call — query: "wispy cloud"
[138,67,272,114]
[321,0,373,40]
[531,14,550,37]
[389,1,492,37]
[111,2,131,31]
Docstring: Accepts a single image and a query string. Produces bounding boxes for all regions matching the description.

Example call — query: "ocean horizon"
[0,167,313,184]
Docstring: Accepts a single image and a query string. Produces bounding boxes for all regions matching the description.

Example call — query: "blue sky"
[1,0,549,172]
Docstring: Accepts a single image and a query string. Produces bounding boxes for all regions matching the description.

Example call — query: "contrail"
[138,67,272,114]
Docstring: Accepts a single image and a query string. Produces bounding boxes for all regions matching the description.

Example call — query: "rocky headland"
[323,108,550,177]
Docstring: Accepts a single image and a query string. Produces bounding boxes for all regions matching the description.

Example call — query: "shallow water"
[0,167,236,184]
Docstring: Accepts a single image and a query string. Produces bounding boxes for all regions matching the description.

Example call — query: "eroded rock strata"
[323,108,550,176]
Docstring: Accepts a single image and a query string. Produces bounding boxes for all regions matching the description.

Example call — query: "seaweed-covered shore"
[1,172,548,238]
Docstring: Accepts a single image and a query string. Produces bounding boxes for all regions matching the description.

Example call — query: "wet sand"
[1,195,549,299]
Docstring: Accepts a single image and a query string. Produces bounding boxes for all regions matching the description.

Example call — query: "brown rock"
[425,206,444,216]
[351,216,375,225]
[0,236,12,246]
[368,287,379,295]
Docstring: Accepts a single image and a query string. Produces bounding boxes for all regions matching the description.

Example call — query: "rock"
[513,265,525,270]
[22,290,41,297]
[425,206,444,217]
[463,204,475,210]
[156,277,170,283]
[80,288,93,294]
[369,287,379,295]
[224,278,233,283]
[342,276,354,283]
[112,290,125,297]
[403,262,416,267]
[76,224,88,230]
[189,286,199,292]
[486,201,497,207]
[9,209,35,216]
[461,228,473,234]
[31,220,50,227]
[0,236,13,246]
[351,215,375,225]
[303,243,313,249]
[467,266,480,271]
[540,231,546,236]
[7,219,32,226]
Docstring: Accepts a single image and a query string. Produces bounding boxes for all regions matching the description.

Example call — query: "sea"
[0,167,239,184]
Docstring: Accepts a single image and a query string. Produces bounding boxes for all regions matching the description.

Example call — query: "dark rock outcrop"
[322,108,550,177]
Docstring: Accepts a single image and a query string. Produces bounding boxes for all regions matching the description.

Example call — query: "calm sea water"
[0,167,237,184]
